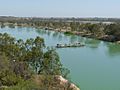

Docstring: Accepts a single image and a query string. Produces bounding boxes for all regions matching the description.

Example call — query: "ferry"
[56,42,85,48]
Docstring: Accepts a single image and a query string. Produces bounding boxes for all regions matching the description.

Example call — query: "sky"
[0,0,120,18]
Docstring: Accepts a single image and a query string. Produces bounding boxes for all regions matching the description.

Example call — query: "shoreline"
[0,22,120,44]
[38,27,120,44]
[33,75,80,90]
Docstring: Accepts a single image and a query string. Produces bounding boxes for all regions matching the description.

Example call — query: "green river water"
[0,26,120,90]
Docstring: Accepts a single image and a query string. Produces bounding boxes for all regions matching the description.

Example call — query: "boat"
[56,42,85,48]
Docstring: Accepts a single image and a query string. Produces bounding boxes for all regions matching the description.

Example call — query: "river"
[0,26,120,90]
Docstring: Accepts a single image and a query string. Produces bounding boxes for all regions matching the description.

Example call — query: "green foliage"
[39,48,62,75]
[0,33,70,89]
[0,52,24,87]
[64,31,73,35]
[105,23,120,36]
[3,79,39,90]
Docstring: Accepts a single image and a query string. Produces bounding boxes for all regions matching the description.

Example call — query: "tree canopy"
[0,33,69,89]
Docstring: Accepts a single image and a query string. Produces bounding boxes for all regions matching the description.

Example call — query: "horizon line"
[0,15,120,19]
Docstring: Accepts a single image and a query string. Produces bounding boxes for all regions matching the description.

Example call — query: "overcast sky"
[0,0,120,18]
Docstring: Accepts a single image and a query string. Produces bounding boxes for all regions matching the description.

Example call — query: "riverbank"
[33,75,80,90]
[0,19,120,43]
[0,75,80,90]
[1,22,120,43]
[39,26,120,44]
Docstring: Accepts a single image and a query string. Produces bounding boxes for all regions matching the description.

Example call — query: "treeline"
[0,33,70,89]
[0,17,120,42]
[1,16,120,22]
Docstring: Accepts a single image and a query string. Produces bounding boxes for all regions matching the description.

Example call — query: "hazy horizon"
[1,15,120,18]
[0,0,120,18]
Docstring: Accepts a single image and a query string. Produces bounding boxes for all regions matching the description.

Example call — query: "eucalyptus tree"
[0,32,70,85]
[39,49,62,75]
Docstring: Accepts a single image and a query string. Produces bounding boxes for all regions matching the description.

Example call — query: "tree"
[39,48,62,75]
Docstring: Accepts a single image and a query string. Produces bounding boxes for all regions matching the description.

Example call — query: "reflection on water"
[52,31,59,38]
[106,43,120,56]
[37,29,51,36]
[69,35,78,43]
[84,38,101,48]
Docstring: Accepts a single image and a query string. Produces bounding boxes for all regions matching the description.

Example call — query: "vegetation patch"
[0,33,73,90]
[64,31,74,35]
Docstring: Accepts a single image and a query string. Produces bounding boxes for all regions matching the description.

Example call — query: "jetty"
[56,42,85,48]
